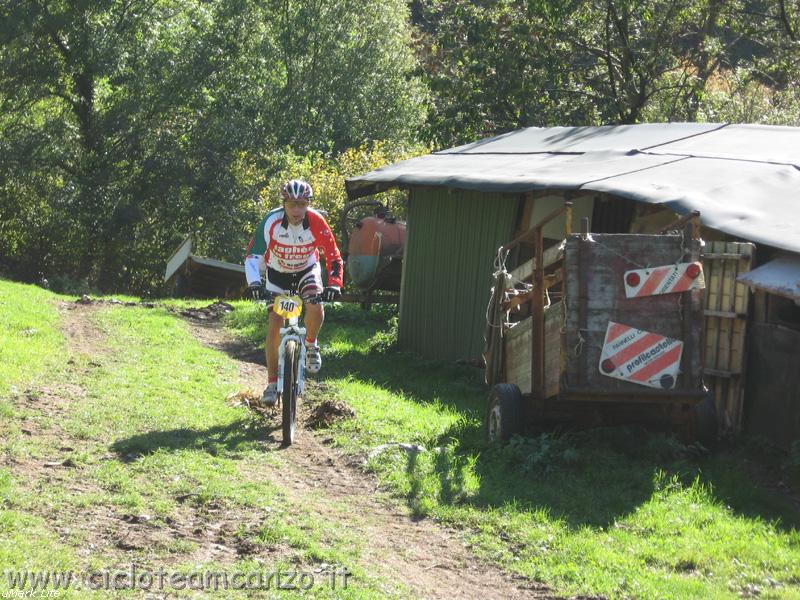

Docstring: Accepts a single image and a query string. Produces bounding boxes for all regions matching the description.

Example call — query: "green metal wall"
[398,187,519,362]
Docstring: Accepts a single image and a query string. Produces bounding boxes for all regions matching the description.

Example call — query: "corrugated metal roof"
[346,123,800,253]
[738,255,800,302]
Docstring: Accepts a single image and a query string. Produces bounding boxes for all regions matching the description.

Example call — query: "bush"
[235,142,427,250]
[366,315,399,354]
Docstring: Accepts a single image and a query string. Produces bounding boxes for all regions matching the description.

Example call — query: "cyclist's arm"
[244,214,271,286]
[310,210,344,288]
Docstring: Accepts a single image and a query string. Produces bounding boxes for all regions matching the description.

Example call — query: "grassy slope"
[0,280,403,598]
[229,302,800,600]
[0,281,88,595]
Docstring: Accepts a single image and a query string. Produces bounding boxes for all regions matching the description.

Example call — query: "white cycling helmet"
[281,179,313,201]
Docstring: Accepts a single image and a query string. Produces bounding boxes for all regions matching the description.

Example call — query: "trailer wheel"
[486,384,524,445]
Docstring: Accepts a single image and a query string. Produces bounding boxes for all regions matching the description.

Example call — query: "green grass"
[228,302,800,600]
[0,280,104,598]
[4,280,798,599]
[0,282,404,598]
[0,280,66,397]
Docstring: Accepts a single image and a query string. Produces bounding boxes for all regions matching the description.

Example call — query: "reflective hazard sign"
[624,262,705,298]
[598,321,683,389]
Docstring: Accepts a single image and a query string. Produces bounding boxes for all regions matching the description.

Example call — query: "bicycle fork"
[276,324,307,397]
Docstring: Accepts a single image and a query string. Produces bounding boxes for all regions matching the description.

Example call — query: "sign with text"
[598,321,683,389]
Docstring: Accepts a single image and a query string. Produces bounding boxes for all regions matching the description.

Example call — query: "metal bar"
[703,253,749,260]
[704,309,746,319]
[563,387,706,401]
[657,210,701,235]
[577,217,589,387]
[532,225,545,400]
[501,201,572,253]
[682,222,698,389]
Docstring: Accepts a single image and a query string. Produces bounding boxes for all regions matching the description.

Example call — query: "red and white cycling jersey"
[244,207,343,288]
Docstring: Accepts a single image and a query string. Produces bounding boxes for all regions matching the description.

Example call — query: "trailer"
[484,204,715,444]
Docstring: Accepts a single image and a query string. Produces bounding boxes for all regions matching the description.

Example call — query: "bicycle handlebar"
[259,291,323,305]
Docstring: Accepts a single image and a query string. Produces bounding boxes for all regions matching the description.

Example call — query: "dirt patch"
[740,456,800,514]
[305,397,356,430]
[58,301,112,358]
[188,317,558,599]
[11,301,557,597]
[179,301,234,322]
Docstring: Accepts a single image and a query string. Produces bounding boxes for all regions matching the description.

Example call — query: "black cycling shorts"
[264,263,323,300]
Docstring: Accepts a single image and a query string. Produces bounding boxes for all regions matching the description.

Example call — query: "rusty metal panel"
[744,323,800,450]
[398,187,518,361]
[563,233,704,396]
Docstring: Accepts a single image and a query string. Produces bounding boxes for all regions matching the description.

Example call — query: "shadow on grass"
[110,418,282,460]
[228,307,800,532]
[422,417,800,532]
[323,345,800,532]
[320,347,488,417]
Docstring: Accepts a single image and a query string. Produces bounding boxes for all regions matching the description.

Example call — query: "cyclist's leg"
[298,264,324,374]
[298,264,324,341]
[266,310,282,383]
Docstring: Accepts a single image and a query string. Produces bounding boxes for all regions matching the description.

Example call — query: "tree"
[0,0,426,292]
[415,0,800,146]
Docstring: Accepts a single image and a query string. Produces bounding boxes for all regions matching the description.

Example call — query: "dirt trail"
[10,301,557,599]
[186,315,557,600]
[10,303,292,571]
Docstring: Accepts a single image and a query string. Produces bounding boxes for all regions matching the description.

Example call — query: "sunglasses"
[284,200,310,208]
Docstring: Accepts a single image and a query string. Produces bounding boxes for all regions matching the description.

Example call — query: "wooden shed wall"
[398,187,518,362]
[744,323,800,449]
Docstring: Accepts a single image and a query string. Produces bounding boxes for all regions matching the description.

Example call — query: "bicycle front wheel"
[282,339,299,445]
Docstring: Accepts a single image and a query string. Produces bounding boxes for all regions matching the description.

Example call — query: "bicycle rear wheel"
[282,340,299,445]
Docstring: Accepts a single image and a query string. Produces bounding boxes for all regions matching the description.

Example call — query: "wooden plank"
[505,316,533,394]
[702,241,753,435]
[504,301,564,398]
[704,310,745,319]
[730,319,746,375]
[544,302,564,398]
[509,243,565,282]
[745,323,800,449]
[705,241,724,371]
[704,368,734,378]
[725,242,742,429]
[703,252,748,260]
[165,235,194,282]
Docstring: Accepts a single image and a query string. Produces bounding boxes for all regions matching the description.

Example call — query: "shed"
[164,235,246,299]
[347,123,800,443]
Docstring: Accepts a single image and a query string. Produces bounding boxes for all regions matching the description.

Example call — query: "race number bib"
[273,295,303,319]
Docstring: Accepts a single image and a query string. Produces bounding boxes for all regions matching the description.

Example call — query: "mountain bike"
[263,292,317,446]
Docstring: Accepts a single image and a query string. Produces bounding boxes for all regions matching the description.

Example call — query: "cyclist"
[244,179,344,406]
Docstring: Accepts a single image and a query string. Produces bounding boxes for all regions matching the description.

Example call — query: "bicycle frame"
[276,315,307,397]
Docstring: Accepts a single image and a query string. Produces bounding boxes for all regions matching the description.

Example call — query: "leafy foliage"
[415,0,800,147]
[0,0,424,293]
[2,0,800,290]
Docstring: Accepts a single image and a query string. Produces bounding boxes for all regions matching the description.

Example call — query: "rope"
[570,323,610,358]
[589,238,648,269]
[589,235,692,273]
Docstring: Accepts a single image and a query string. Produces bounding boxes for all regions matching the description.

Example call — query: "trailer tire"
[486,384,524,445]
